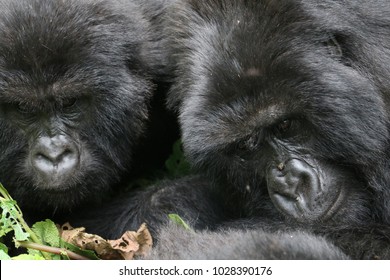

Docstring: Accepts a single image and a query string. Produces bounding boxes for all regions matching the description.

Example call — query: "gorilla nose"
[267,159,321,198]
[32,135,79,176]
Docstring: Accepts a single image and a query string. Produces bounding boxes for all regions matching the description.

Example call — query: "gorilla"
[165,0,390,225]
[0,0,176,221]
[76,0,390,259]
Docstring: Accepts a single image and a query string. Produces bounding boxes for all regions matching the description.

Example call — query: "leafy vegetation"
[0,183,97,260]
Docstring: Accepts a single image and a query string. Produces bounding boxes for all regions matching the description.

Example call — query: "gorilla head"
[0,0,160,212]
[166,0,390,224]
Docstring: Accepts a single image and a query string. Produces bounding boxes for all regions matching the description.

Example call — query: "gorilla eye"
[278,119,292,133]
[15,103,30,114]
[273,119,302,139]
[237,134,261,151]
[63,98,77,108]
[237,140,247,150]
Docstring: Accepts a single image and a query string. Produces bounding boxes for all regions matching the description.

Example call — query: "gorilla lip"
[271,188,345,223]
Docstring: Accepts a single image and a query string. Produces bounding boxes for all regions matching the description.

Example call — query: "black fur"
[162,0,390,258]
[72,176,225,238]
[0,0,174,220]
[166,0,390,224]
[81,0,390,259]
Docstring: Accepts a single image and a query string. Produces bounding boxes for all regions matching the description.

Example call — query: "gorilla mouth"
[272,185,345,223]
[273,190,300,201]
[32,169,81,191]
[30,182,78,199]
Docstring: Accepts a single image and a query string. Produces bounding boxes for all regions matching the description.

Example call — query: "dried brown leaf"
[59,223,152,260]
[59,223,121,259]
[108,223,153,260]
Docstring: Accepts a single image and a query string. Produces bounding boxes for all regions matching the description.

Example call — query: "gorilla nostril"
[63,149,72,156]
[35,152,50,161]
[59,149,74,161]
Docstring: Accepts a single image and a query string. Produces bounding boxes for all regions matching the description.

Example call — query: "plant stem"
[18,241,90,260]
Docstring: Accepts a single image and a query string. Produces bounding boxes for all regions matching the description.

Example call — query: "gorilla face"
[167,0,390,223]
[0,0,155,211]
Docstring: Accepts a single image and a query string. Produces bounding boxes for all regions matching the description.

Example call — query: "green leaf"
[0,200,29,241]
[0,200,17,238]
[32,219,60,247]
[0,183,13,200]
[0,218,13,238]
[61,240,100,260]
[0,242,11,260]
[0,242,8,253]
[12,254,45,260]
[168,214,193,231]
[0,250,11,260]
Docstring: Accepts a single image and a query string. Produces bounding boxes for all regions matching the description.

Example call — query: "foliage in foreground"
[0,184,98,260]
